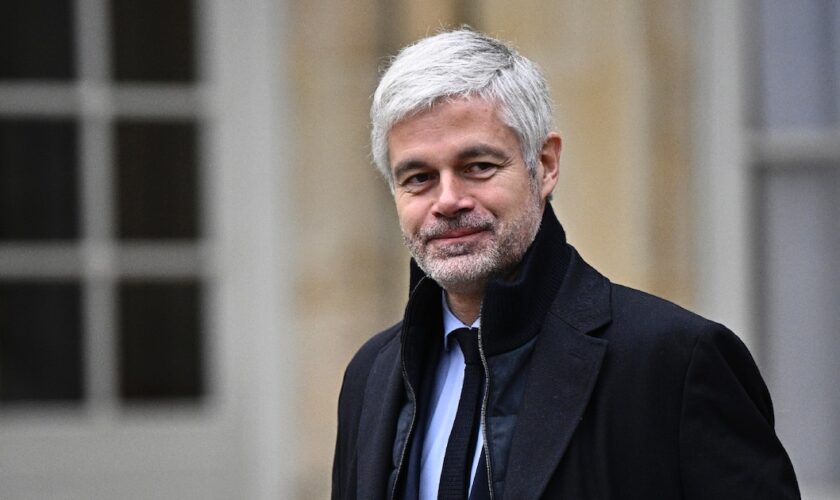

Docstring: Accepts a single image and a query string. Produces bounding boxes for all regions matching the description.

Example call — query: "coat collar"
[356,333,404,500]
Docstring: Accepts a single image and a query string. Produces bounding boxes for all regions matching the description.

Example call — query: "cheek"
[395,202,425,234]
[478,192,521,217]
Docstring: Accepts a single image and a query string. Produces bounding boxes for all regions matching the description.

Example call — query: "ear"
[537,132,561,200]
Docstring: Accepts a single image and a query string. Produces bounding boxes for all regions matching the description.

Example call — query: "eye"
[398,171,436,192]
[405,172,431,185]
[464,162,497,177]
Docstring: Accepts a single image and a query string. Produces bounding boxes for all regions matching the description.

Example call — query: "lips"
[418,213,496,245]
[438,227,481,238]
[429,227,487,243]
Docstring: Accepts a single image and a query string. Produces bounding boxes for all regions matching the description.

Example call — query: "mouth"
[428,227,488,244]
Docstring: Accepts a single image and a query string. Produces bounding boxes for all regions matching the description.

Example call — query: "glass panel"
[0,281,84,402]
[115,120,199,240]
[118,280,203,401]
[756,0,836,129]
[111,0,196,82]
[834,3,840,125]
[758,164,840,487]
[0,119,79,240]
[0,0,75,80]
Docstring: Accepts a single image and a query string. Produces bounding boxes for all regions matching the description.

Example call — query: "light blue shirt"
[418,293,484,500]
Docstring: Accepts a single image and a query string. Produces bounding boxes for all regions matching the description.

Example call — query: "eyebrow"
[392,143,513,180]
[455,144,512,163]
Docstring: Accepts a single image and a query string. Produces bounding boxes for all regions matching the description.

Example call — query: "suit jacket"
[332,207,799,499]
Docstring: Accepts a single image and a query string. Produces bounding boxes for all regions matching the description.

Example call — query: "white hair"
[370,28,554,186]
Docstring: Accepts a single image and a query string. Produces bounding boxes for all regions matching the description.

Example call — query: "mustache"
[417,213,495,240]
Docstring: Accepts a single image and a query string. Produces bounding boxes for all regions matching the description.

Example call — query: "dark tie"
[438,328,484,499]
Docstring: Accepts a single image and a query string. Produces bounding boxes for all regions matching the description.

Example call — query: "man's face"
[388,97,558,293]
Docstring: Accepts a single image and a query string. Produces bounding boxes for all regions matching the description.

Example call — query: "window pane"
[118,280,203,401]
[111,0,196,82]
[757,0,836,129]
[0,281,84,402]
[759,164,840,485]
[0,0,75,80]
[115,120,199,240]
[0,119,79,240]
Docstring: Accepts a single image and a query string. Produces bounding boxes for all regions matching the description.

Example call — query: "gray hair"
[370,28,554,185]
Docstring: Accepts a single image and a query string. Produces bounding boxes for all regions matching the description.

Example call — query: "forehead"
[387,97,521,166]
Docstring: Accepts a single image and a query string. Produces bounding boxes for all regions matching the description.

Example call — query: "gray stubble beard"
[402,193,543,293]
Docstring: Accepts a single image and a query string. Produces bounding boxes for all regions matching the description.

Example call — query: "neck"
[445,289,483,325]
[441,263,524,326]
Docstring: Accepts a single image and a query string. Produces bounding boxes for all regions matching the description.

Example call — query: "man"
[332,29,799,499]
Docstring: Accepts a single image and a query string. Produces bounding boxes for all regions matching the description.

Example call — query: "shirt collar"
[441,291,481,350]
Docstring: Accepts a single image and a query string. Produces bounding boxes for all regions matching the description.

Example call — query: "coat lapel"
[502,250,611,500]
[355,275,442,500]
[356,335,404,500]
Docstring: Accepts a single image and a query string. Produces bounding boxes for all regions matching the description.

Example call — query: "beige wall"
[290,1,694,496]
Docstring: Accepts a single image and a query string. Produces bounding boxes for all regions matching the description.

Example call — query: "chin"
[422,256,503,291]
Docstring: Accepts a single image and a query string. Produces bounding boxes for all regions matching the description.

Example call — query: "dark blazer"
[332,211,799,499]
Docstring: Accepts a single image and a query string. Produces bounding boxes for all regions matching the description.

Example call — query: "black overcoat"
[332,208,799,499]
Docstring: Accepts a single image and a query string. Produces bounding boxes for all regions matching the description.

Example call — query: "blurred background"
[0,0,837,498]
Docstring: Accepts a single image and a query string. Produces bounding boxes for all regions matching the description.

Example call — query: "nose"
[432,173,474,218]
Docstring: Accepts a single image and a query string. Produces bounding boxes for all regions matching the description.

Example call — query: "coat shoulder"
[609,283,728,341]
[602,283,753,371]
[341,322,402,399]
